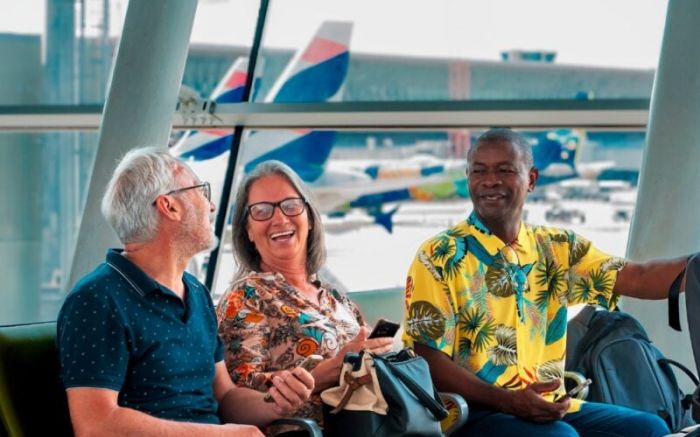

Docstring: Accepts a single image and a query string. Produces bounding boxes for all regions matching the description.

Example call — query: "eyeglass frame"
[152,182,211,206]
[245,197,307,221]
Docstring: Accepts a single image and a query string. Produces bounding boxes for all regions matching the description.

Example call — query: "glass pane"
[180,0,260,105]
[187,127,643,300]
[0,0,128,105]
[251,0,667,102]
[0,0,260,106]
[0,131,97,324]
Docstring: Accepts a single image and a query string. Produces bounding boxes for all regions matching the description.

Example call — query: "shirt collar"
[105,248,161,296]
[466,212,536,266]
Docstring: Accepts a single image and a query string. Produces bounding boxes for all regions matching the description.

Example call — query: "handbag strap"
[330,372,374,414]
[668,263,686,332]
[382,358,449,420]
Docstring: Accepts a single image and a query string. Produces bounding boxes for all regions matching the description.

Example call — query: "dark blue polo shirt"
[57,249,225,424]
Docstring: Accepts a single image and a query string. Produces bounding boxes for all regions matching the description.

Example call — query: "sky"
[0,0,669,69]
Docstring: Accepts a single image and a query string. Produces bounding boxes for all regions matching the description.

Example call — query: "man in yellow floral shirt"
[403,128,688,437]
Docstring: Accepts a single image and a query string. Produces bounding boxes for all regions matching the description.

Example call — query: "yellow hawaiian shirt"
[403,212,626,412]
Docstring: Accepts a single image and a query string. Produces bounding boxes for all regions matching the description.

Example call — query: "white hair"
[101,147,183,243]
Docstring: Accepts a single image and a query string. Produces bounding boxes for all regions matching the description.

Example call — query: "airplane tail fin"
[244,130,336,182]
[266,21,353,103]
[210,57,250,103]
[532,129,580,172]
[171,57,260,160]
[372,205,400,234]
[240,21,354,180]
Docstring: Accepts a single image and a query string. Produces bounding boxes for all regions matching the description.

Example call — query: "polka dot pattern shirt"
[57,249,224,424]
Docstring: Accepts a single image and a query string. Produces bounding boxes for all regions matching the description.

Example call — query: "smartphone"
[263,356,324,402]
[368,318,401,339]
[299,354,323,371]
[555,378,592,402]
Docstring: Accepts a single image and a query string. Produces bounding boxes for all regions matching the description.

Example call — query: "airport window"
[181,0,259,101]
[179,127,641,299]
[0,131,97,325]
[0,0,662,324]
[250,0,668,102]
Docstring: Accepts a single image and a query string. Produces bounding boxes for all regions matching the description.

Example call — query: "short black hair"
[468,128,534,169]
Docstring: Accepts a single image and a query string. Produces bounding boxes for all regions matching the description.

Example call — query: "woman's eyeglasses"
[246,197,306,221]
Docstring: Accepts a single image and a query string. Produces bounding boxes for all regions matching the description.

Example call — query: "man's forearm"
[615,256,689,300]
[74,405,246,437]
[218,386,280,427]
[414,343,513,412]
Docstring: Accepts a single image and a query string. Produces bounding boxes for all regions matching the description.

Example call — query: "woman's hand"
[338,326,395,356]
[265,367,315,416]
[310,326,395,394]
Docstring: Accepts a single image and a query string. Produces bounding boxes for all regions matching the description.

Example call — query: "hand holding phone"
[554,378,592,402]
[298,354,323,371]
[368,318,400,339]
[263,356,324,402]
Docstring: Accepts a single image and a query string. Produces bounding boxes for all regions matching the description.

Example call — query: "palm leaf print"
[474,317,497,352]
[458,337,472,360]
[445,227,467,239]
[431,236,452,261]
[443,236,467,279]
[487,324,517,366]
[535,258,565,312]
[601,256,627,272]
[535,233,558,269]
[418,250,443,281]
[568,233,591,267]
[485,259,515,298]
[572,275,595,303]
[536,359,564,381]
[407,301,446,340]
[550,232,569,244]
[589,268,613,293]
[458,306,495,352]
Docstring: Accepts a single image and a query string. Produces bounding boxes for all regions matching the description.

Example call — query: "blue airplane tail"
[371,205,400,233]
[244,131,336,183]
[531,129,580,172]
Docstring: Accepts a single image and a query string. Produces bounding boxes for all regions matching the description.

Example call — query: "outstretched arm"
[614,256,688,300]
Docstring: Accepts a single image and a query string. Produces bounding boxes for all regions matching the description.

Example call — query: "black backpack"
[566,305,699,432]
[670,253,700,425]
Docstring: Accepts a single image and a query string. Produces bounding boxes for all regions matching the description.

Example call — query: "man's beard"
[200,229,219,254]
[180,205,219,256]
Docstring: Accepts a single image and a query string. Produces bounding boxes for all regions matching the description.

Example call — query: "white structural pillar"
[626,0,700,388]
[68,0,198,289]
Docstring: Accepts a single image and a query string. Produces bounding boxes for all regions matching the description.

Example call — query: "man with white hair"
[57,147,313,436]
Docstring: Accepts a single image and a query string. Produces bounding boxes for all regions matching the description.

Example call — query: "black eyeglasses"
[152,182,211,205]
[246,197,306,221]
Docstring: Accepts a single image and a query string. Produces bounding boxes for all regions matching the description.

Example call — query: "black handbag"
[320,348,448,437]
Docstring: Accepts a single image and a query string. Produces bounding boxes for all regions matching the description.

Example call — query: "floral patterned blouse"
[216,271,364,428]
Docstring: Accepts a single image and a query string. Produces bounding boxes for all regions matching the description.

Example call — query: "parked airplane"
[326,129,613,232]
[171,57,255,161]
[172,24,613,234]
[172,21,472,231]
